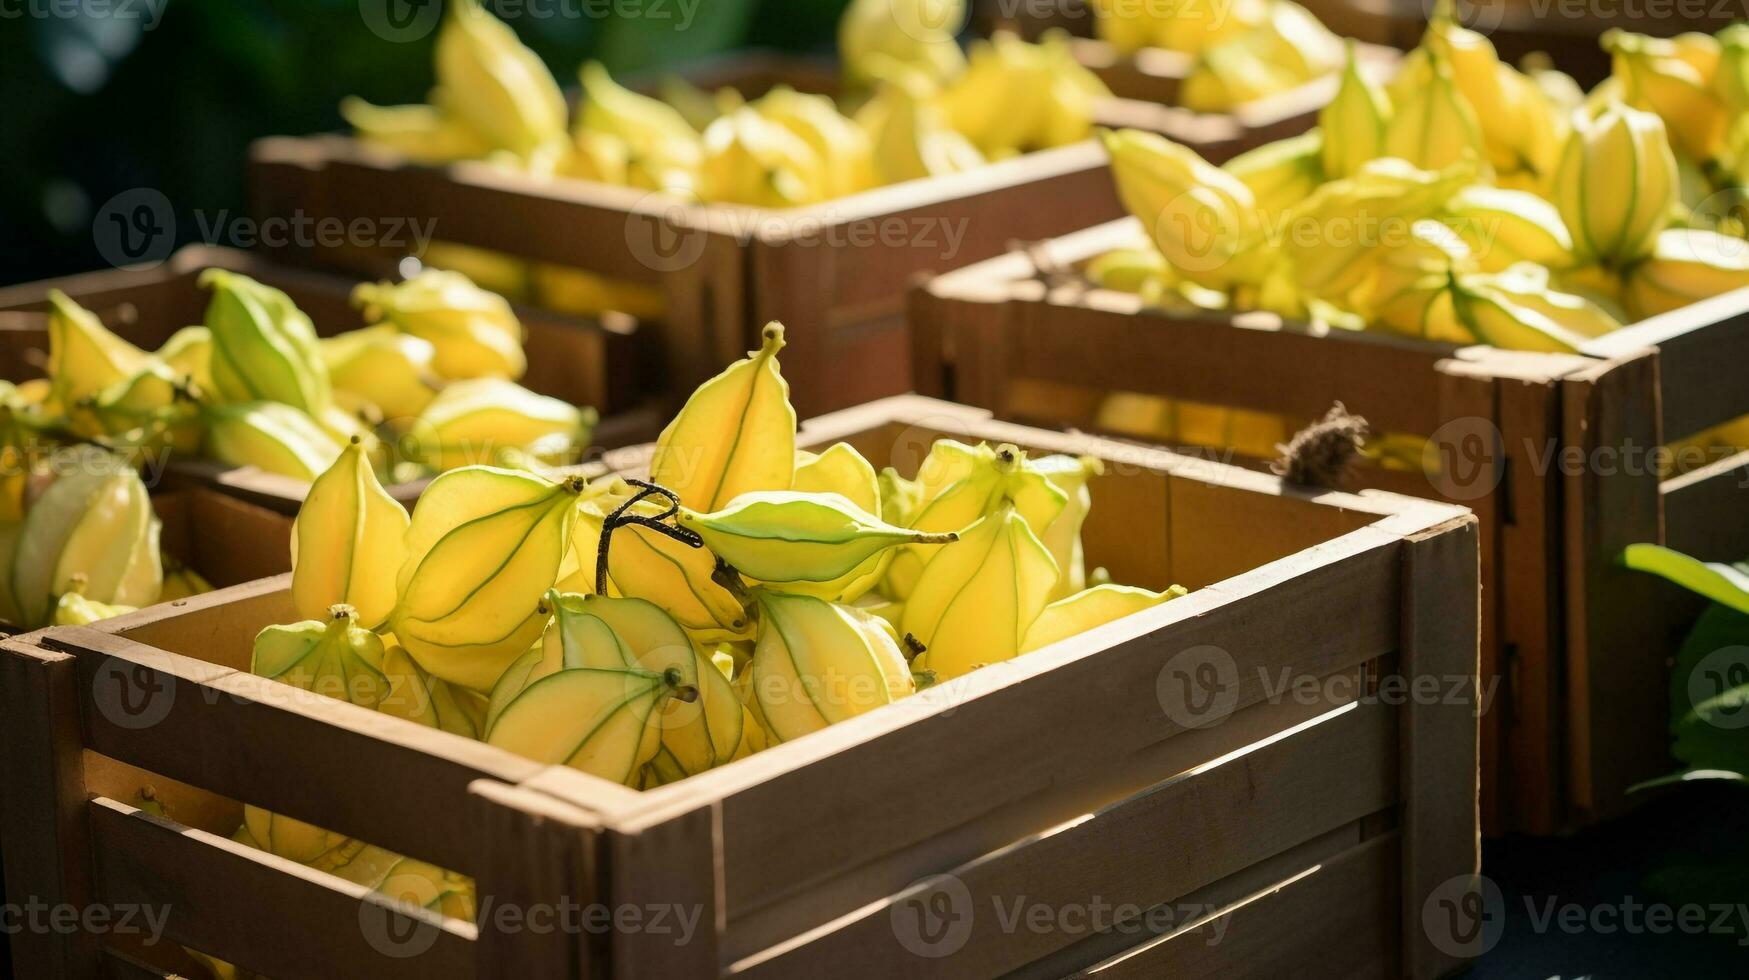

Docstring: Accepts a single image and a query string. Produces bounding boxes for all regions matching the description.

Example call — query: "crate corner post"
[602,802,722,980]
[0,641,97,979]
[468,779,609,978]
[1559,348,1666,828]
[1397,514,1483,979]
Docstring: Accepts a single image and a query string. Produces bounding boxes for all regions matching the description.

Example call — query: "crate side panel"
[733,698,1397,978]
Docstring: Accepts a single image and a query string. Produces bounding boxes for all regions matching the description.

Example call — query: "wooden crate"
[969,0,1403,157]
[244,47,1353,420]
[1560,296,1749,830]
[0,246,664,514]
[1293,0,1739,88]
[910,217,1749,835]
[1,396,1480,979]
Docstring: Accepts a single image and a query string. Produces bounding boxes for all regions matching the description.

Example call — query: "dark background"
[0,0,849,285]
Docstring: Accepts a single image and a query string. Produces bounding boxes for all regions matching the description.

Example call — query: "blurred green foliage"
[0,0,851,284]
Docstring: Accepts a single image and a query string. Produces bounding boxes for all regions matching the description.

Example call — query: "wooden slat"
[1076,832,1400,980]
[1397,517,1482,979]
[0,644,98,978]
[1005,298,1455,438]
[99,947,177,979]
[736,699,1397,978]
[41,626,542,873]
[153,490,293,590]
[101,575,297,668]
[718,666,1377,966]
[1582,287,1749,440]
[1559,353,1670,825]
[1663,448,1749,561]
[88,798,474,980]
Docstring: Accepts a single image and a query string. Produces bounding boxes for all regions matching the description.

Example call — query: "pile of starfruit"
[1090,0,1347,111]
[345,0,1109,207]
[1083,7,1749,461]
[0,267,592,631]
[32,266,590,483]
[247,320,1182,792]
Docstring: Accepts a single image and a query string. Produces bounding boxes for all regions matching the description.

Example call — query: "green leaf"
[1667,604,1749,777]
[1621,544,1749,784]
[1621,543,1749,615]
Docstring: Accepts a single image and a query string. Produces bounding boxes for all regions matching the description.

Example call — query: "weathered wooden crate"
[1293,0,1737,87]
[245,49,1346,419]
[911,217,1748,835]
[1560,296,1749,830]
[1,396,1479,979]
[0,246,663,513]
[970,0,1402,154]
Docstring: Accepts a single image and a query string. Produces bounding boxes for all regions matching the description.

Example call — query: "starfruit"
[354,270,527,382]
[650,323,796,512]
[1553,103,1678,268]
[290,437,408,628]
[392,466,588,692]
